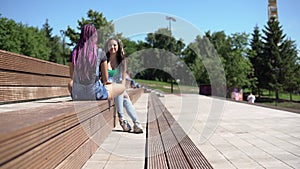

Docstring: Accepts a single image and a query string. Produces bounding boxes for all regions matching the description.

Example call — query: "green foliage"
[204,31,253,93]
[247,18,300,101]
[65,9,114,48]
[280,38,299,100]
[249,25,263,95]
[121,38,139,57]
[1,11,299,100]
[0,15,22,53]
[0,14,68,63]
[261,18,291,101]
[262,18,285,92]
[42,19,64,64]
[133,28,186,83]
[20,27,51,60]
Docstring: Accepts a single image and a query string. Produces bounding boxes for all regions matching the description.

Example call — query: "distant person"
[232,88,239,101]
[238,89,243,101]
[104,37,143,133]
[67,24,124,100]
[125,71,138,88]
[247,93,256,103]
[231,90,236,100]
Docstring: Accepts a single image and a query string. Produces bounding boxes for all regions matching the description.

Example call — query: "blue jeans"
[115,92,139,123]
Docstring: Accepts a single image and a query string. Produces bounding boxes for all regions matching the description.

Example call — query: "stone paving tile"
[105,160,144,169]
[285,160,300,168]
[161,94,300,169]
[83,93,300,169]
[88,153,110,162]
[82,161,107,169]
[82,93,148,169]
[258,160,293,169]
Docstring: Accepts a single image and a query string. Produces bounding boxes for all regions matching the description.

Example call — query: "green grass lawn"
[136,79,300,111]
[134,79,199,94]
[261,91,300,101]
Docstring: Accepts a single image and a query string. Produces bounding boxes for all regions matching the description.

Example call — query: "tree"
[120,38,143,78]
[120,38,139,57]
[0,14,51,60]
[181,34,228,96]
[262,17,287,105]
[142,28,185,83]
[228,32,253,90]
[42,19,65,64]
[182,35,209,84]
[0,14,22,53]
[280,38,299,100]
[20,26,51,60]
[249,25,264,96]
[205,31,252,96]
[65,9,114,48]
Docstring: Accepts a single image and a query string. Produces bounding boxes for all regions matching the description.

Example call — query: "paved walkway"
[82,93,148,169]
[82,93,300,169]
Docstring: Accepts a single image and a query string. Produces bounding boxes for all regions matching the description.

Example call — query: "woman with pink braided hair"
[68,24,124,100]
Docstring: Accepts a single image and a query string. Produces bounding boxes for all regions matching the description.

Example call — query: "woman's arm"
[101,61,109,85]
[121,60,127,86]
[68,62,74,94]
[69,62,74,80]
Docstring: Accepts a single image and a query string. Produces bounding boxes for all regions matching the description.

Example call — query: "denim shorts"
[72,80,108,100]
[94,80,108,100]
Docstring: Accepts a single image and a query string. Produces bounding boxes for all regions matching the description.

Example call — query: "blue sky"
[1,0,299,49]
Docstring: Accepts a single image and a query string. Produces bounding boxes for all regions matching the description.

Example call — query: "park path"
[83,93,300,169]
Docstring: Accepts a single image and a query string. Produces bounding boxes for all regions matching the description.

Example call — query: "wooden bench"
[146,93,213,169]
[0,50,70,104]
[0,50,144,169]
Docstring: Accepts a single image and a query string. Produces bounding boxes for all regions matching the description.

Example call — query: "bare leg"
[68,80,73,94]
[106,83,125,100]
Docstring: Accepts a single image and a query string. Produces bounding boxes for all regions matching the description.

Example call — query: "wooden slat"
[0,50,70,103]
[179,136,213,169]
[0,71,69,86]
[0,49,146,168]
[0,50,69,77]
[56,90,143,169]
[0,48,144,169]
[0,102,114,169]
[147,95,168,169]
[0,88,143,169]
[0,87,70,103]
[146,93,213,169]
[0,101,109,164]
[2,122,89,169]
[55,138,97,169]
[152,95,191,169]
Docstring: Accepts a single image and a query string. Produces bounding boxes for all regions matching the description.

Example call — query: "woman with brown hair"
[104,38,143,133]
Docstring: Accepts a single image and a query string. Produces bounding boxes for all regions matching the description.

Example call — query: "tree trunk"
[171,80,173,93]
[290,89,293,101]
[275,88,279,106]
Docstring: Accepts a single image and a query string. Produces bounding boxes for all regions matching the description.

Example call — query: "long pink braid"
[72,24,98,82]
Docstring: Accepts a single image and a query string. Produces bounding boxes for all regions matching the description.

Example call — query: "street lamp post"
[166,16,176,93]
[166,16,176,35]
[60,30,66,65]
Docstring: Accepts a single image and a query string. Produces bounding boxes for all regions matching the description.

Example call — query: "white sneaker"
[119,119,131,132]
[133,122,143,133]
